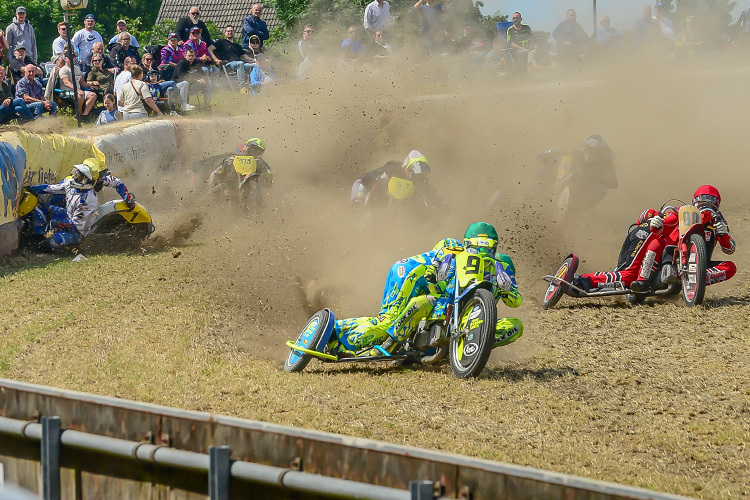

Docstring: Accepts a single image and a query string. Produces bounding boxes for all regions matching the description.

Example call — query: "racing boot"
[630,250,657,292]
[368,337,400,357]
[566,275,592,297]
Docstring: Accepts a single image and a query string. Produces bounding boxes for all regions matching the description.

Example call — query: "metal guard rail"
[0,415,446,500]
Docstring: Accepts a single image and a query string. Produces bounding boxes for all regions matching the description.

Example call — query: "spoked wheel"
[284,309,333,373]
[449,288,497,379]
[681,233,707,307]
[542,254,579,310]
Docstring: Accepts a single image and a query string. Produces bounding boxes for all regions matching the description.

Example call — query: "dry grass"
[2,238,749,499]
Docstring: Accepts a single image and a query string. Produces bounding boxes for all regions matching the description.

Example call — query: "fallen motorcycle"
[18,189,155,252]
[542,202,714,308]
[284,249,521,379]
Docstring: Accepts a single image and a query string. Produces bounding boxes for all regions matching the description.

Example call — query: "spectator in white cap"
[72,13,103,69]
[6,6,38,63]
[109,19,139,48]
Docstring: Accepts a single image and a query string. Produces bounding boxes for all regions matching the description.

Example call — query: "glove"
[424,265,437,284]
[496,268,512,292]
[650,215,664,231]
[125,193,136,210]
[714,220,728,236]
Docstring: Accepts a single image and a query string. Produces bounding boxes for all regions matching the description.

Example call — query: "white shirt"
[364,0,391,32]
[72,28,103,64]
[113,70,132,111]
[52,36,68,55]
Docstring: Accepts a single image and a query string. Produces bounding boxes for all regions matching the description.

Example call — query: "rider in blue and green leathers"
[332,222,524,356]
[332,237,464,355]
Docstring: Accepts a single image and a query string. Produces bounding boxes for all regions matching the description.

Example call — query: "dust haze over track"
[130,55,749,361]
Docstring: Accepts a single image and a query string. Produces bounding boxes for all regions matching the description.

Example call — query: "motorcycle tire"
[449,288,496,379]
[240,179,262,215]
[284,309,333,373]
[681,233,707,307]
[542,254,578,310]
[554,182,571,215]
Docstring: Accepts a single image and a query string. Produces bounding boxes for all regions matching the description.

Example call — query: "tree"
[0,0,163,62]
[673,0,736,40]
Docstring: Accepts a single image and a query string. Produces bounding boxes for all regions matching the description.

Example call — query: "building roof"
[156,0,280,36]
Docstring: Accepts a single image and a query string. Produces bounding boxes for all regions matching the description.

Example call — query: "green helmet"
[464,222,498,257]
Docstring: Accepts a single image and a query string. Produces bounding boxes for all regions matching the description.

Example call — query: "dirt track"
[4,57,750,498]
[134,58,750,359]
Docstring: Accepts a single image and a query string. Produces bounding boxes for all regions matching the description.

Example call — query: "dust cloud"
[125,52,750,359]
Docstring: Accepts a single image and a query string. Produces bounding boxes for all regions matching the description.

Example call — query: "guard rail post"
[41,416,61,500]
[410,480,436,500]
[209,445,231,500]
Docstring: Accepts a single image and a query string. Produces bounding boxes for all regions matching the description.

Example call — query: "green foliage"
[143,19,177,47]
[0,0,162,62]
[1,0,65,62]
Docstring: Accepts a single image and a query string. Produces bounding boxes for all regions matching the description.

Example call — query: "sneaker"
[169,111,179,116]
[182,103,196,112]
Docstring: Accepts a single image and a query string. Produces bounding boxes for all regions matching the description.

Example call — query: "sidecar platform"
[542,275,642,298]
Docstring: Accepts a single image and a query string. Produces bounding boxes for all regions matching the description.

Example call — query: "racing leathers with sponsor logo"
[332,238,524,357]
[332,238,463,356]
[571,197,736,294]
[428,249,524,348]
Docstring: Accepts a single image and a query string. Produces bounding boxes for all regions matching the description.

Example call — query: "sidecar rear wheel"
[284,309,332,373]
[449,288,496,379]
[542,254,578,310]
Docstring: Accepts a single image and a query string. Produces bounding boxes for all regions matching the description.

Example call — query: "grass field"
[3,60,750,499]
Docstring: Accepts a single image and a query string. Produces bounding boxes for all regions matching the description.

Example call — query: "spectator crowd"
[0,2,744,127]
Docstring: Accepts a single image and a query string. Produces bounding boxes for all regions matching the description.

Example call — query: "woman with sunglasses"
[87,54,114,95]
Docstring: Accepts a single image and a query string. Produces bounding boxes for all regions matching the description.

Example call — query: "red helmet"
[692,185,721,209]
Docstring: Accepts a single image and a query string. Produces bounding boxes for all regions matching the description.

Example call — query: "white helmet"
[70,158,101,189]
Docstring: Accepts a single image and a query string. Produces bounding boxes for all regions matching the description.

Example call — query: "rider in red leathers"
[570,185,736,294]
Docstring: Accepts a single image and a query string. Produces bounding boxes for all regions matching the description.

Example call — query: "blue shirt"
[242,16,269,49]
[342,38,365,54]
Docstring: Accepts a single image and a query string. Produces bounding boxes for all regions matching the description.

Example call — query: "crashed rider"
[209,137,273,199]
[570,185,736,293]
[26,157,136,250]
[332,222,524,356]
[350,149,443,209]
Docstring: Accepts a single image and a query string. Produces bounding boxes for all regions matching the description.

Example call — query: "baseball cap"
[116,19,127,26]
[15,43,26,51]
[249,34,260,42]
[84,13,95,20]
[168,32,178,40]
[16,6,26,13]
[147,70,159,77]
[190,26,201,33]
